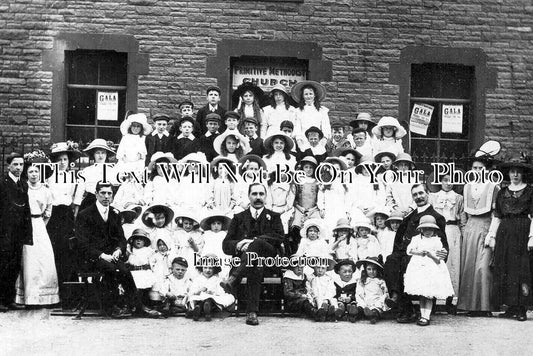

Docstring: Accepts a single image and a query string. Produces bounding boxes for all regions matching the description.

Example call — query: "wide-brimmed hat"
[213,130,251,155]
[49,141,82,162]
[385,210,404,229]
[298,156,318,169]
[238,154,267,174]
[323,156,348,171]
[174,212,200,228]
[498,155,533,174]
[127,228,151,247]
[304,126,324,140]
[426,170,465,194]
[374,151,397,164]
[393,152,416,170]
[210,156,236,176]
[355,256,384,271]
[367,206,391,220]
[416,215,439,231]
[147,152,178,172]
[300,218,325,240]
[142,204,174,228]
[270,83,297,106]
[350,112,376,128]
[83,139,116,157]
[180,152,209,165]
[263,131,295,152]
[290,80,326,103]
[334,259,357,274]
[308,254,336,271]
[333,218,353,231]
[353,218,374,231]
[120,113,152,136]
[195,253,222,275]
[372,116,406,139]
[23,150,54,179]
[354,155,377,174]
[333,147,362,166]
[232,82,264,104]
[200,213,232,231]
[119,203,143,223]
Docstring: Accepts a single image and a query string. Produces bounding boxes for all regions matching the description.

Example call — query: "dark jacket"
[222,207,284,256]
[283,274,308,300]
[197,132,220,162]
[248,137,266,157]
[145,133,172,165]
[0,176,32,245]
[75,203,126,262]
[334,279,357,303]
[196,104,227,135]
[172,136,199,161]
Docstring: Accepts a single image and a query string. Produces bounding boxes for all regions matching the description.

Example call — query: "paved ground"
[1,309,533,356]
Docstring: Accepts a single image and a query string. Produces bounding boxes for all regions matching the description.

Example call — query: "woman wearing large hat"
[47,142,82,289]
[487,154,533,321]
[74,139,116,214]
[261,83,297,138]
[291,80,331,142]
[232,82,264,136]
[456,141,502,317]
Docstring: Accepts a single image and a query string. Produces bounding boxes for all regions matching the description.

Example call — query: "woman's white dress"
[15,184,60,305]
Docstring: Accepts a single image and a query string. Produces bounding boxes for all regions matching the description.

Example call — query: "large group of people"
[0,80,532,327]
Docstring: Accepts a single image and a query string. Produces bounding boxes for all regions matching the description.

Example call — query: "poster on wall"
[442,104,463,133]
[409,103,434,136]
[96,91,118,121]
[232,58,307,91]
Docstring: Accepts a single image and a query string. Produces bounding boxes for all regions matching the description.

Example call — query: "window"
[409,63,473,172]
[66,50,127,144]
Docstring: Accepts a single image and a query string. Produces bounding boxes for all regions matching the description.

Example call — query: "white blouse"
[295,105,331,139]
[261,105,297,138]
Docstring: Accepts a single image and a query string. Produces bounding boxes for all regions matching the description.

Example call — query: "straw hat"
[263,131,295,152]
[374,151,397,164]
[180,152,209,165]
[298,156,318,168]
[290,80,326,103]
[385,210,404,229]
[350,112,376,128]
[269,83,297,106]
[200,213,232,231]
[393,152,416,170]
[354,155,377,174]
[425,170,465,193]
[334,259,357,274]
[195,253,222,275]
[233,82,264,101]
[147,152,178,172]
[355,255,384,271]
[83,139,116,157]
[323,156,348,171]
[141,204,174,228]
[127,228,151,247]
[304,126,324,140]
[119,203,142,223]
[372,116,406,139]
[353,218,374,231]
[367,206,391,220]
[210,156,236,176]
[308,254,336,271]
[416,215,439,231]
[213,130,251,155]
[238,154,267,174]
[498,154,533,174]
[333,147,362,161]
[120,113,152,136]
[23,150,54,179]
[174,211,200,228]
[300,218,325,240]
[333,218,353,231]
[49,142,82,162]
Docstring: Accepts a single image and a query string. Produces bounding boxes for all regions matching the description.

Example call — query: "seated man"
[222,183,285,325]
[75,182,138,318]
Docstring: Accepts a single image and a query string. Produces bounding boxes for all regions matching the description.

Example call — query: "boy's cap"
[280,120,294,130]
[206,86,221,95]
[304,126,324,140]
[243,117,258,125]
[152,113,170,122]
[178,100,194,109]
[331,120,345,129]
[205,113,221,123]
[224,111,240,120]
[172,257,188,268]
[178,116,196,127]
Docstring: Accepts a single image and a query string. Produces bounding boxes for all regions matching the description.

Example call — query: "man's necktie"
[103,207,108,222]
[254,210,259,220]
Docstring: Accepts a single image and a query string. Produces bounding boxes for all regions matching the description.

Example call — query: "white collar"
[205,131,219,137]
[209,104,218,111]
[249,206,264,218]
[177,133,195,140]
[8,172,19,183]
[283,270,305,280]
[152,130,169,137]
[417,203,430,213]
[95,200,110,220]
[248,134,258,140]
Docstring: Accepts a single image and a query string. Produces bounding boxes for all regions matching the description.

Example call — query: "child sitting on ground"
[355,256,389,324]
[188,254,235,321]
[306,255,338,322]
[150,236,177,305]
[283,255,316,319]
[159,257,191,316]
[333,259,359,322]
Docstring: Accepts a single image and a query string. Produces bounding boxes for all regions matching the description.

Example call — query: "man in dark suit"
[0,153,32,312]
[383,183,449,325]
[196,86,227,135]
[222,183,285,325]
[75,182,138,318]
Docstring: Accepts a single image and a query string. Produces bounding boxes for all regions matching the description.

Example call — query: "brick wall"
[0,0,532,156]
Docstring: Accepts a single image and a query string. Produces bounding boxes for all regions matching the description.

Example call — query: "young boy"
[326,121,351,156]
[172,116,199,161]
[196,86,227,135]
[160,257,191,316]
[280,120,298,158]
[145,113,171,165]
[243,117,265,157]
[197,113,221,162]
[283,255,316,318]
[298,126,327,164]
[333,259,358,322]
[306,256,338,322]
[223,111,240,132]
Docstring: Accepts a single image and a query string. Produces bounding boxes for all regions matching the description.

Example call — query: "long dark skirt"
[492,216,532,308]
[46,205,75,288]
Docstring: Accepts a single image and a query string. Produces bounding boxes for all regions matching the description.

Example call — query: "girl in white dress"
[318,157,350,233]
[291,81,331,141]
[200,213,232,278]
[115,112,152,174]
[143,152,180,208]
[233,82,264,136]
[262,131,297,173]
[404,215,454,326]
[261,84,297,138]
[371,116,406,157]
[207,157,237,217]
[16,154,59,306]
